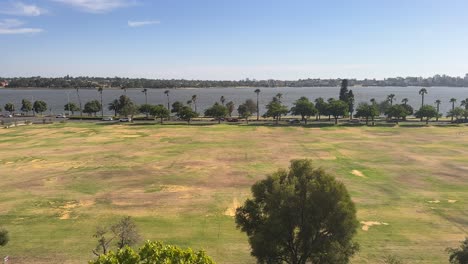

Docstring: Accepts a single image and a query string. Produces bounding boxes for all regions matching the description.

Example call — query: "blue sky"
[1,0,468,80]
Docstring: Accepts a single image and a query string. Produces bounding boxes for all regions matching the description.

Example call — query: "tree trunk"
[366,116,369,125]
[256,94,259,121]
[334,117,338,125]
[426,118,429,125]
[218,119,221,124]
[160,117,163,124]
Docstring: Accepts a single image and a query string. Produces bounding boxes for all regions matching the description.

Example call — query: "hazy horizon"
[2,0,468,79]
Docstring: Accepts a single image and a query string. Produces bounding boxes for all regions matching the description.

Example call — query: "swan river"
[1,86,467,116]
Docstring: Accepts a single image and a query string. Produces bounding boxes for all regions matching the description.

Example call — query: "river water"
[1,86,467,116]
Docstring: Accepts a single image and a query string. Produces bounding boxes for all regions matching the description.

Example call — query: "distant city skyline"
[1,0,468,80]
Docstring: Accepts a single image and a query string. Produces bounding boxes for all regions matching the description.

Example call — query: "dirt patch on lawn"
[351,170,366,178]
[224,197,240,217]
[58,199,95,220]
[427,200,440,203]
[448,200,458,203]
[360,221,389,231]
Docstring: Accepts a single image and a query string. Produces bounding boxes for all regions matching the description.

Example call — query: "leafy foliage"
[446,238,468,264]
[328,100,349,124]
[236,159,359,264]
[355,102,379,125]
[21,99,33,113]
[385,105,409,123]
[4,103,15,112]
[33,100,47,114]
[83,100,102,116]
[64,102,80,115]
[415,105,439,124]
[204,103,228,123]
[0,228,9,247]
[149,104,170,123]
[290,97,317,122]
[90,241,215,264]
[177,105,199,124]
[263,98,289,124]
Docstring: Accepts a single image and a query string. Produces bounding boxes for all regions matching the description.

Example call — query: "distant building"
[0,80,8,87]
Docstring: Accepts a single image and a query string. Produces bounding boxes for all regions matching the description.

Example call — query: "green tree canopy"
[328,100,348,124]
[236,159,359,264]
[4,103,15,113]
[415,105,439,124]
[355,102,379,125]
[33,100,47,115]
[290,97,317,123]
[314,97,328,120]
[117,95,137,117]
[108,99,120,116]
[138,104,153,118]
[0,228,9,247]
[83,100,102,116]
[385,104,409,123]
[237,103,252,123]
[64,102,80,115]
[21,99,33,114]
[447,107,466,122]
[171,101,184,113]
[226,101,235,117]
[446,237,468,264]
[149,104,170,124]
[204,103,228,123]
[90,241,215,264]
[244,99,257,114]
[263,98,289,124]
[177,105,198,124]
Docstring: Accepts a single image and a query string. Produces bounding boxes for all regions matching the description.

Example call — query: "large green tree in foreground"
[446,237,468,264]
[204,103,228,124]
[0,228,9,247]
[90,241,215,264]
[415,105,439,124]
[236,159,359,264]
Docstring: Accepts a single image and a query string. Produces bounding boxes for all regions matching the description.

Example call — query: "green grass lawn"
[0,122,467,263]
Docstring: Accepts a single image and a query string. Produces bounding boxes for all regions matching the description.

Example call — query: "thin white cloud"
[0,1,46,16]
[0,19,43,34]
[52,0,135,13]
[128,20,160,27]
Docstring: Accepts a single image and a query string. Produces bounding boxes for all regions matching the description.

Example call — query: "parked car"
[119,117,131,122]
[226,118,239,122]
[101,117,113,121]
[288,119,301,124]
[56,114,67,118]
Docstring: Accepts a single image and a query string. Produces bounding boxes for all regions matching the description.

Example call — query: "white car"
[119,117,131,122]
[56,114,67,119]
[102,117,113,121]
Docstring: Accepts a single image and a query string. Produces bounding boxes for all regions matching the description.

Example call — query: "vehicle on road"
[119,117,131,122]
[56,114,67,118]
[102,117,113,121]
[288,119,301,124]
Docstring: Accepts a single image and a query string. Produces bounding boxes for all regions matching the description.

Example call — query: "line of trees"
[4,74,468,88]
[3,83,468,125]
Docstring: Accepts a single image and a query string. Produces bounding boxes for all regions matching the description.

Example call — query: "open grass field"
[0,122,467,263]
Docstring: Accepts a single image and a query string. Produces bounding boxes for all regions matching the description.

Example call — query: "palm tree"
[419,88,428,121]
[450,98,457,122]
[142,88,148,105]
[435,99,441,121]
[108,99,119,116]
[419,88,428,107]
[191,95,197,113]
[387,94,396,106]
[164,90,170,111]
[75,86,82,117]
[220,96,226,106]
[402,98,409,105]
[98,86,104,117]
[461,98,468,110]
[254,89,261,120]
